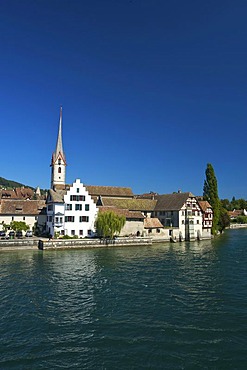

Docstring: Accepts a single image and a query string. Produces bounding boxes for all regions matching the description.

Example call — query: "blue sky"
[0,0,246,199]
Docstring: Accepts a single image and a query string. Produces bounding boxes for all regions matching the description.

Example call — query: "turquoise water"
[0,229,246,369]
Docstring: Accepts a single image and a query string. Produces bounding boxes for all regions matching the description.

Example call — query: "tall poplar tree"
[203,163,220,235]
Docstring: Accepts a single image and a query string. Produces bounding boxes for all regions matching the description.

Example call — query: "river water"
[0,229,246,369]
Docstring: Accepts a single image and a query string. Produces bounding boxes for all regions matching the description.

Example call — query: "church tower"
[50,107,66,189]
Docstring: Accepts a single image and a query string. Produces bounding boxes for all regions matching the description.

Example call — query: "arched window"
[58,167,61,173]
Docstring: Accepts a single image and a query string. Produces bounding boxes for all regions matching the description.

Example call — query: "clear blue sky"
[0,0,246,199]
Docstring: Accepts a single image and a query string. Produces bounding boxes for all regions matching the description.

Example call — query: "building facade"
[46,109,98,238]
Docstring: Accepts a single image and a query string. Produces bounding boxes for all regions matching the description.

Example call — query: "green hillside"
[0,176,34,190]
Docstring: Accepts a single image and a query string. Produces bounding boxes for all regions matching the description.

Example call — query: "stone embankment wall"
[38,237,153,250]
[0,239,38,250]
[229,223,247,228]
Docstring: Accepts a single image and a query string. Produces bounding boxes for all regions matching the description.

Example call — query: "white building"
[153,192,209,241]
[46,179,98,238]
[46,108,98,238]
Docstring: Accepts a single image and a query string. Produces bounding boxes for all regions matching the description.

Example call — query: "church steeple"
[50,107,66,189]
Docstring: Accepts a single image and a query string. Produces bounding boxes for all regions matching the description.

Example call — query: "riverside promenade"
[0,237,153,251]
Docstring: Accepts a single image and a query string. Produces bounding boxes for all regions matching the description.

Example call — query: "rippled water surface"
[0,229,247,369]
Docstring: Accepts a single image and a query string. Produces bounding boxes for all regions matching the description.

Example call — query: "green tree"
[96,211,126,239]
[236,215,247,224]
[221,199,231,211]
[238,198,247,210]
[10,221,29,232]
[203,163,220,235]
[218,206,230,233]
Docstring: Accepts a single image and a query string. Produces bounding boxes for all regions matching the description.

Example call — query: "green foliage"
[220,198,247,211]
[218,206,230,232]
[96,211,126,239]
[221,199,231,210]
[61,235,78,239]
[203,163,220,235]
[10,221,29,232]
[2,223,10,231]
[0,176,29,189]
[235,215,247,224]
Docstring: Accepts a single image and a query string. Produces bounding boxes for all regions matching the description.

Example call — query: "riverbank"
[0,234,214,251]
[229,223,247,228]
[0,237,153,251]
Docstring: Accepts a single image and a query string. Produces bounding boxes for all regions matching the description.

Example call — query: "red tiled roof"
[86,185,133,198]
[198,200,212,212]
[98,206,144,219]
[0,187,34,199]
[154,192,195,211]
[144,218,164,229]
[0,199,46,215]
[100,197,156,211]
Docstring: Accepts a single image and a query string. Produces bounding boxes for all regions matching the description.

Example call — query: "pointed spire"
[55,106,64,158]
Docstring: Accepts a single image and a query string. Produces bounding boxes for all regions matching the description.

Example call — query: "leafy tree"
[2,223,10,231]
[236,215,247,224]
[203,163,220,235]
[96,211,126,239]
[238,198,247,210]
[10,221,29,232]
[221,199,231,211]
[218,206,230,233]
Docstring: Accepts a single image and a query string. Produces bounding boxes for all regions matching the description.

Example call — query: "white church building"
[46,108,98,238]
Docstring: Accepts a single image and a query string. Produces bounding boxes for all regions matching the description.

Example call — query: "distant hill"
[0,176,34,190]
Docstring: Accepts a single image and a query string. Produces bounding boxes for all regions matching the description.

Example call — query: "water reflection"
[0,230,247,369]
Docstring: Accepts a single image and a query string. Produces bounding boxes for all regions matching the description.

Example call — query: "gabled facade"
[46,109,98,238]
[198,200,213,239]
[153,192,209,241]
[46,179,98,238]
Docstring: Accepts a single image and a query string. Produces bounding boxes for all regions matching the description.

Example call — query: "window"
[23,217,25,220]
[49,216,52,222]
[65,216,75,222]
[58,159,61,165]
[77,188,79,193]
[70,195,85,201]
[55,217,59,223]
[66,204,72,211]
[75,204,82,211]
[60,217,63,223]
[156,229,160,233]
[85,204,90,211]
[79,216,89,222]
[79,230,83,236]
[71,230,75,236]
[48,204,53,211]
[197,220,200,224]
[148,229,152,233]
[182,220,185,224]
[58,167,61,173]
